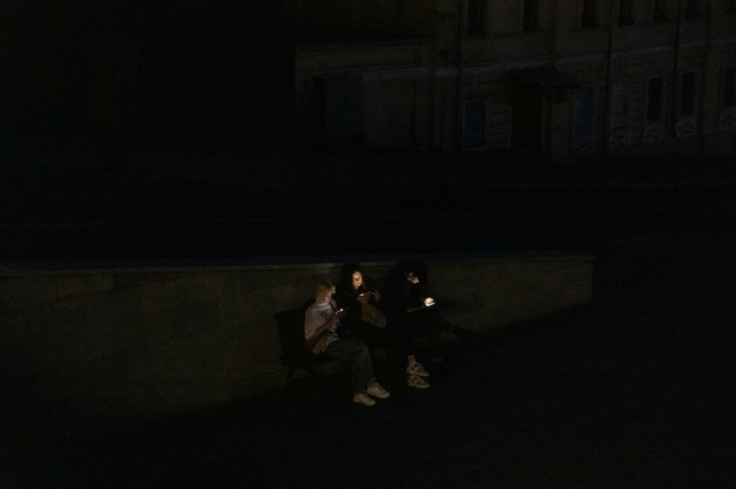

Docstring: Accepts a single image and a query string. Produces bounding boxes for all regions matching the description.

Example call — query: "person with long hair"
[336,264,388,338]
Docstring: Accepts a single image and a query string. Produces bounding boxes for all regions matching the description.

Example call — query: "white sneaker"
[407,374,430,389]
[406,362,429,377]
[353,392,376,406]
[367,382,391,399]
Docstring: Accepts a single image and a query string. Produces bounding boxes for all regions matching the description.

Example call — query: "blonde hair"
[313,279,336,302]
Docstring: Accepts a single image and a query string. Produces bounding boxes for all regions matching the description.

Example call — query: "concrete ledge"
[0,252,593,435]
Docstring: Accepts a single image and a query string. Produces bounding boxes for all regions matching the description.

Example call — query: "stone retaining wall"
[0,253,593,434]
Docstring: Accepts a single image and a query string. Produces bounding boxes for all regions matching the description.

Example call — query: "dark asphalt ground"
[2,144,735,488]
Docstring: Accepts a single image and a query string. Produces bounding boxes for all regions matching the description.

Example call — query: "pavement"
[2,142,735,488]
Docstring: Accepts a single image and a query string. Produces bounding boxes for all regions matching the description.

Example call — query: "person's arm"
[304,308,345,340]
[368,289,381,303]
[406,303,428,313]
[403,283,428,313]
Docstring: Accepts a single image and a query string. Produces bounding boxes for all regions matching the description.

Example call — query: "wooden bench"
[274,307,347,383]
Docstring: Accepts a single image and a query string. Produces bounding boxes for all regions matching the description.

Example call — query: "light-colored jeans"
[324,338,375,393]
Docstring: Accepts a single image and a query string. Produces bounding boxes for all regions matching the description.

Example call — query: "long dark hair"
[337,263,366,300]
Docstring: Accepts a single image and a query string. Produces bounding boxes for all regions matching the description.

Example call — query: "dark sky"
[1,0,293,145]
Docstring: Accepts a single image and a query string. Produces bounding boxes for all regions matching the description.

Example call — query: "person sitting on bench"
[384,262,474,389]
[304,279,391,407]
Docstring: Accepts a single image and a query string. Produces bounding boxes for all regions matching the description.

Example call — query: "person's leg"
[324,338,375,393]
[420,307,475,339]
[326,339,390,403]
[391,318,416,359]
[421,307,453,331]
[350,319,393,351]
[404,310,445,357]
[406,354,429,376]
[393,315,431,388]
[405,309,467,375]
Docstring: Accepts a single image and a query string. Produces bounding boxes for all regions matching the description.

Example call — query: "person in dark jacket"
[383,262,474,389]
[335,264,391,349]
[305,278,390,406]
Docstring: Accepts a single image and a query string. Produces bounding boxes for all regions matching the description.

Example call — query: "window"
[718,67,736,130]
[582,0,597,28]
[679,72,696,116]
[523,0,539,31]
[619,0,633,25]
[463,101,486,150]
[611,85,630,130]
[653,0,668,22]
[574,87,596,137]
[685,0,700,18]
[723,68,735,108]
[466,0,485,36]
[647,77,665,123]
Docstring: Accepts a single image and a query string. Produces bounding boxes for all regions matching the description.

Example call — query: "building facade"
[288,0,736,158]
